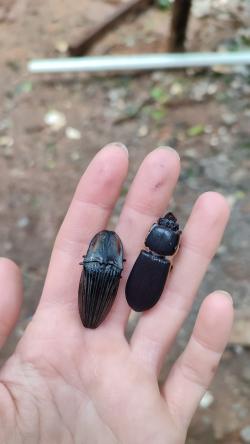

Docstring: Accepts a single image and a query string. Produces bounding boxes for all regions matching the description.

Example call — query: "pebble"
[17,216,30,229]
[192,0,211,18]
[170,82,183,96]
[190,80,209,101]
[216,244,227,256]
[199,391,214,409]
[222,112,237,126]
[44,110,66,131]
[207,83,218,95]
[240,426,250,443]
[232,345,244,355]
[54,40,68,54]
[65,127,82,140]
[0,135,14,147]
[137,125,149,137]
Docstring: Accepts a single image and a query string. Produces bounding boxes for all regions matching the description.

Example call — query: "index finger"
[39,143,129,308]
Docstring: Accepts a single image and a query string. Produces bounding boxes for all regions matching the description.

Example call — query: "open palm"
[0,144,233,444]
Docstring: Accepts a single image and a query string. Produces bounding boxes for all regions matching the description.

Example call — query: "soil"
[0,0,250,442]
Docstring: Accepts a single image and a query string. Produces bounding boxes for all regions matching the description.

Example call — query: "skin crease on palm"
[0,143,233,444]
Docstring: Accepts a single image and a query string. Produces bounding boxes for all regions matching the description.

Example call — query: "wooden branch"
[69,0,154,57]
[168,0,192,52]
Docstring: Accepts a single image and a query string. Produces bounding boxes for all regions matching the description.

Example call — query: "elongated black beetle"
[78,230,124,329]
[125,212,181,312]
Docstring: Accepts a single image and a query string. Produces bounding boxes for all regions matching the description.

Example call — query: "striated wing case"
[79,262,121,328]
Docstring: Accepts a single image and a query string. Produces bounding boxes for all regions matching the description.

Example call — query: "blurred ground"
[0,0,250,442]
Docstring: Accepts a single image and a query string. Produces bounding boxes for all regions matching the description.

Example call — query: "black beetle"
[125,212,181,312]
[78,230,124,329]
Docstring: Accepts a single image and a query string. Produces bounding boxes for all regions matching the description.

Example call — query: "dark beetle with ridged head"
[125,212,181,312]
[78,230,124,329]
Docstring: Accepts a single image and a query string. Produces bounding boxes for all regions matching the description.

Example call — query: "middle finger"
[109,147,180,329]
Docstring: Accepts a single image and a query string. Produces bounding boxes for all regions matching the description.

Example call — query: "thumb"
[0,258,23,350]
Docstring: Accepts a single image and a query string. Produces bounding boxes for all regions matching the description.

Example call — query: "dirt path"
[0,1,250,441]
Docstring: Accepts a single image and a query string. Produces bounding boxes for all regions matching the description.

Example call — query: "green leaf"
[240,141,250,150]
[155,0,172,10]
[151,107,167,121]
[15,81,33,95]
[150,87,169,104]
[187,124,205,137]
[234,190,246,199]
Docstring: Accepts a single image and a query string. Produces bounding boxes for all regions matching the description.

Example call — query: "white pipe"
[28,52,250,74]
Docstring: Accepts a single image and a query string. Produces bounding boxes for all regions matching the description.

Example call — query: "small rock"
[44,110,66,131]
[222,112,237,126]
[207,83,218,95]
[216,244,227,255]
[0,136,14,147]
[137,125,149,137]
[54,40,68,54]
[192,0,211,18]
[240,426,250,443]
[170,82,183,96]
[65,127,82,140]
[17,216,30,229]
[190,81,209,101]
[199,391,214,409]
[232,345,244,355]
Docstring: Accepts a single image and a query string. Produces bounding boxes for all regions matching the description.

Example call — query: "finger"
[40,143,128,307]
[131,192,230,372]
[162,291,234,428]
[109,147,180,328]
[0,258,23,349]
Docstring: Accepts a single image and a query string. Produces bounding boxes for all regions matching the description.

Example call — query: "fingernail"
[158,146,180,159]
[112,142,128,153]
[218,290,233,304]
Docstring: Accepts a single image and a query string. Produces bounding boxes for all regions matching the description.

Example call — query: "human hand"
[0,144,233,444]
